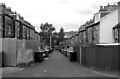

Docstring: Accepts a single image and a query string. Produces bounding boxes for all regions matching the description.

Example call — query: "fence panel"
[17,49,33,65]
[82,45,119,71]
[73,47,80,63]
[0,38,2,52]
[0,38,2,67]
[17,40,36,65]
[25,40,39,52]
[85,47,89,67]
[118,45,120,70]
[86,47,96,67]
[110,46,118,70]
[95,46,118,70]
[2,38,17,67]
[81,47,87,66]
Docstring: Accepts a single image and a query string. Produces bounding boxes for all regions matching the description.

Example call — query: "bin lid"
[44,47,49,51]
[69,50,74,52]
[64,49,67,51]
[66,47,74,52]
[45,50,49,51]
[36,50,44,52]
[44,49,49,51]
[39,50,45,52]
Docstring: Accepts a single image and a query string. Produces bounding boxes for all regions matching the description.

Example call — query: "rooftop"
[64,31,78,38]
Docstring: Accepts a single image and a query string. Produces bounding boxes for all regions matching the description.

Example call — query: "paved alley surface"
[2,50,118,77]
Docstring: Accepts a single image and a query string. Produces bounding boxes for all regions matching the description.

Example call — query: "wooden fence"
[0,52,2,68]
[81,45,119,71]
[0,38,2,67]
[17,40,39,65]
[1,38,40,67]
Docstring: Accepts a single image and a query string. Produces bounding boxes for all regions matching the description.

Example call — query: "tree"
[51,32,59,46]
[40,22,55,46]
[58,27,65,44]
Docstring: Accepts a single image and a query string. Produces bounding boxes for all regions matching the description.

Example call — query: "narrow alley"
[0,1,120,79]
[2,50,116,77]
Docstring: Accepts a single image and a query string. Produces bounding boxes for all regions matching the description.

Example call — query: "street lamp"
[50,30,52,47]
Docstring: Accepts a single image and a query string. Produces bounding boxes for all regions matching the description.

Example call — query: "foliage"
[51,27,65,46]
[40,22,55,45]
[51,32,59,46]
[40,23,65,46]
[58,27,65,43]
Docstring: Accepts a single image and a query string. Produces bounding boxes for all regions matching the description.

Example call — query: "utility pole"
[49,24,54,48]
[49,28,52,47]
[50,35,51,47]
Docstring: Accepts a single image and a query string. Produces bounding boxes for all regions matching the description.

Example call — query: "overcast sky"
[1,0,119,32]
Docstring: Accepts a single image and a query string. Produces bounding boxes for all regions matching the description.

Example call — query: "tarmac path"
[2,50,117,77]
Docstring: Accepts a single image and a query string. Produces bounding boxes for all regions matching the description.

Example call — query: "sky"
[1,0,119,32]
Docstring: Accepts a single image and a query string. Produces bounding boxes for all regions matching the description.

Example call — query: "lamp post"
[49,24,53,48]
[50,34,51,47]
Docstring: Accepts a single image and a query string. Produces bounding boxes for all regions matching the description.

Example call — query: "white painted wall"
[94,12,100,23]
[118,2,120,23]
[100,9,118,43]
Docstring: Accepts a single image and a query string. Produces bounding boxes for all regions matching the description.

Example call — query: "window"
[4,15,14,38]
[0,15,3,38]
[22,25,27,39]
[30,29,35,40]
[26,27,30,40]
[30,29,32,40]
[87,27,93,43]
[114,28,118,43]
[15,21,20,39]
[93,25,99,44]
[83,31,86,43]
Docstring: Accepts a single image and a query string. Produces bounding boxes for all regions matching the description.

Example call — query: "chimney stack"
[100,6,103,11]
[118,1,120,7]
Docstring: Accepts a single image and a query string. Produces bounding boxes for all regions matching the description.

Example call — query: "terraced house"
[62,2,120,71]
[0,3,41,67]
[77,3,119,44]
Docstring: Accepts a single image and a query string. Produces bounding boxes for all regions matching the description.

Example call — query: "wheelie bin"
[39,49,44,62]
[44,47,49,58]
[34,50,44,63]
[49,47,53,54]
[69,51,77,62]
[34,51,40,63]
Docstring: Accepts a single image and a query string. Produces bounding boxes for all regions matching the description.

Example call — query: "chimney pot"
[104,6,107,10]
